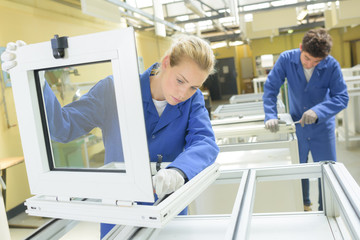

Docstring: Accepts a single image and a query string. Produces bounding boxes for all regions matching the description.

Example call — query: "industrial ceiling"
[56,0,359,45]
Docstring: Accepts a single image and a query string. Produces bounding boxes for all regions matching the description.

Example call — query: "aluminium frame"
[212,99,286,119]
[211,113,299,165]
[115,162,360,240]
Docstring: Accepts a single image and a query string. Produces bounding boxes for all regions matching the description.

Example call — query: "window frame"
[11,28,154,203]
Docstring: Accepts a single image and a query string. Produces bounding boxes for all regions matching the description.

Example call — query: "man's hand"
[265,119,279,133]
[152,169,185,199]
[1,40,26,73]
[300,109,318,127]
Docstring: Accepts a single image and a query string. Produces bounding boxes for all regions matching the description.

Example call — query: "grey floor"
[7,99,360,239]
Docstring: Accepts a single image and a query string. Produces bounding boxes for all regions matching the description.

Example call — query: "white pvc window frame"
[10,28,154,203]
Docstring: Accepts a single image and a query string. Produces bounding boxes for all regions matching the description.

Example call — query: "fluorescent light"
[211,42,227,49]
[229,41,244,46]
[243,2,270,11]
[307,3,326,13]
[297,9,308,21]
[244,13,253,22]
[211,40,244,49]
[271,0,297,7]
[176,15,189,21]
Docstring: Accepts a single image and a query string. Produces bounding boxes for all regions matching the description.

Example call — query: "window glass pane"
[38,61,125,171]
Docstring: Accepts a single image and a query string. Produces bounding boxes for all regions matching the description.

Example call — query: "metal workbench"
[229,93,263,104]
[212,99,286,119]
[211,114,299,163]
[336,75,360,148]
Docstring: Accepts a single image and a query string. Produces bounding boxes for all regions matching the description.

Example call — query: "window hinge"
[42,196,71,202]
[102,199,134,207]
[56,196,71,202]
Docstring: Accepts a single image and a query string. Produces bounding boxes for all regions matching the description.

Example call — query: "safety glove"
[300,109,318,127]
[1,40,26,73]
[152,168,185,199]
[265,118,279,133]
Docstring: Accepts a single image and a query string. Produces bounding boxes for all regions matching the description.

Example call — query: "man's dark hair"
[302,28,332,58]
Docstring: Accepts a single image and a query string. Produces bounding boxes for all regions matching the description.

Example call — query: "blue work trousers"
[301,178,323,211]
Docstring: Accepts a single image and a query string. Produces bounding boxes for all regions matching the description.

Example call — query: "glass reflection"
[38,62,125,171]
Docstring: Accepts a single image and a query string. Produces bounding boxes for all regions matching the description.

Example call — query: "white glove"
[300,109,318,127]
[1,40,26,73]
[152,168,185,199]
[265,119,279,133]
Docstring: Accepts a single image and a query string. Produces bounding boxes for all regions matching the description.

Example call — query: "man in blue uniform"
[263,28,349,211]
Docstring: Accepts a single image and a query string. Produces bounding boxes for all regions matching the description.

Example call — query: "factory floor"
[7,99,360,240]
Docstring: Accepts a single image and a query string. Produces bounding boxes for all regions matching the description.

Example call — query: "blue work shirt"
[263,49,348,163]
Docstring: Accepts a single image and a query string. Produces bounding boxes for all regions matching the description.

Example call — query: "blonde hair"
[161,34,216,75]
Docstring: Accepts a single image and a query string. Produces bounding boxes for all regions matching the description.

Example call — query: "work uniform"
[263,49,349,208]
[44,63,219,238]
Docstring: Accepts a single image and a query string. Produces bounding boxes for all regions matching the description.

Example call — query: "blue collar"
[141,63,159,104]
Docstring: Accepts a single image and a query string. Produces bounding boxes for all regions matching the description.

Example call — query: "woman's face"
[160,56,208,105]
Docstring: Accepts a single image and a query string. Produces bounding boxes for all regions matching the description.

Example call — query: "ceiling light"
[243,2,270,12]
[244,13,253,22]
[297,9,308,21]
[211,42,227,49]
[229,41,244,46]
[271,0,297,7]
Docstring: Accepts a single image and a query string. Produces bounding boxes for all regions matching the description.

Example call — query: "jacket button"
[152,135,155,139]
[308,137,311,141]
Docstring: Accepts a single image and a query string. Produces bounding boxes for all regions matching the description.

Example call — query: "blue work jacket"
[44,63,219,180]
[263,49,348,163]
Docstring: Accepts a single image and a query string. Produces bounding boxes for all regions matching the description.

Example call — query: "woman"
[2,34,219,238]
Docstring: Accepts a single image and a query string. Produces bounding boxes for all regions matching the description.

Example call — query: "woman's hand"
[152,168,185,198]
[1,40,26,72]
